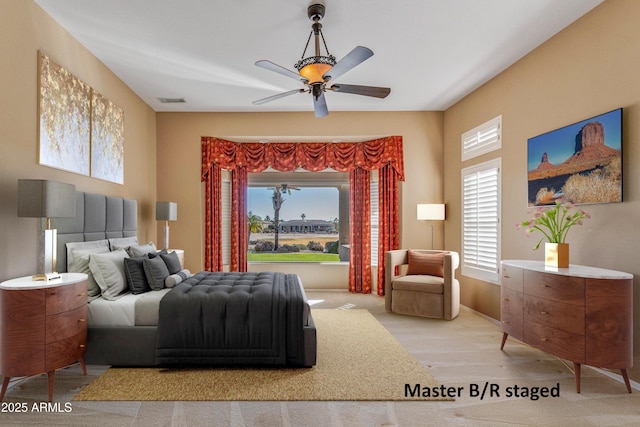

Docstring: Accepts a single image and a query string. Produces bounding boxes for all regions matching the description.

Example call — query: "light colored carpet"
[74,309,446,401]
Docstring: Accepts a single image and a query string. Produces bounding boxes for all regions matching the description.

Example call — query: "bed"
[52,191,317,367]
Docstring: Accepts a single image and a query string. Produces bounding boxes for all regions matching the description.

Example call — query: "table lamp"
[18,179,76,280]
[156,201,177,249]
[417,203,446,249]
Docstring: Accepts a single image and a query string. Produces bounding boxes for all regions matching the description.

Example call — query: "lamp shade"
[156,201,177,221]
[18,179,76,218]
[417,204,445,221]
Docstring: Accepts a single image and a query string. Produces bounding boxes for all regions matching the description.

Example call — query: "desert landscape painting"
[527,108,622,206]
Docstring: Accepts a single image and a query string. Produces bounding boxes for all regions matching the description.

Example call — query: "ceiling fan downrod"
[295,3,336,84]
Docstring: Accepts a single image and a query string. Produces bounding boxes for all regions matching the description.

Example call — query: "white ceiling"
[35,0,603,114]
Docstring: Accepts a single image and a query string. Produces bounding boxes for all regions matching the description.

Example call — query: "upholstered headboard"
[51,192,137,273]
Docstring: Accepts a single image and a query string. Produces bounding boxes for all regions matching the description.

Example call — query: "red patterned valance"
[201,136,404,180]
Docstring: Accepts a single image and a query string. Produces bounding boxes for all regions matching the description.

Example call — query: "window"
[246,171,346,262]
[461,158,501,283]
[462,116,502,161]
[370,170,379,266]
[221,176,231,266]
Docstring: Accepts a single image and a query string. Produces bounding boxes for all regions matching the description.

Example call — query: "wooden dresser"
[500,260,633,393]
[0,273,88,401]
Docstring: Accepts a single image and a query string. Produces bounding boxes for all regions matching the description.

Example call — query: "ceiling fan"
[253,2,390,118]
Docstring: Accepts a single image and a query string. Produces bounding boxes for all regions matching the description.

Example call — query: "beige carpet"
[74,309,446,401]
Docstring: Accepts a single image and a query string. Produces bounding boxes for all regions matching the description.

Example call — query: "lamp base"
[32,272,61,281]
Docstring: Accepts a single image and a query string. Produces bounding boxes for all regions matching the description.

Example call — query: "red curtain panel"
[202,161,223,271]
[230,167,248,272]
[349,167,372,293]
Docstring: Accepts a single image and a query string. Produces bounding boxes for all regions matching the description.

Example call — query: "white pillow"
[67,239,109,271]
[128,242,158,257]
[70,247,110,297]
[108,236,138,251]
[89,249,129,300]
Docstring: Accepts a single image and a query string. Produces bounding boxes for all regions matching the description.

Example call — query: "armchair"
[385,249,460,320]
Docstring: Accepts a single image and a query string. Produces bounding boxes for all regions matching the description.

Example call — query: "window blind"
[461,158,501,283]
[462,116,502,161]
[221,178,231,266]
[370,173,379,266]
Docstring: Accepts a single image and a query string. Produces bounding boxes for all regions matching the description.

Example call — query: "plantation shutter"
[462,116,502,161]
[461,158,501,283]
[221,177,231,266]
[370,172,379,266]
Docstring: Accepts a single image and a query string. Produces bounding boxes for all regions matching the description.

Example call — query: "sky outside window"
[247,187,339,221]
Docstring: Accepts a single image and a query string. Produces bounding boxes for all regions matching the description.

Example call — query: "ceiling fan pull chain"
[320,29,331,58]
[300,30,313,61]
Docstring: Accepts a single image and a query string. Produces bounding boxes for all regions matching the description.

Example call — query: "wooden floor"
[3,290,639,426]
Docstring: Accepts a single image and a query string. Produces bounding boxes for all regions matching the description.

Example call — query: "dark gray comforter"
[155,271,307,366]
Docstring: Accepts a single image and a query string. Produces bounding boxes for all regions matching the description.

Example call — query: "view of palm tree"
[247,186,340,260]
[247,211,263,249]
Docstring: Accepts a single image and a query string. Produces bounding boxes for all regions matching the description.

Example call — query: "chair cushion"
[392,275,444,294]
[406,250,445,277]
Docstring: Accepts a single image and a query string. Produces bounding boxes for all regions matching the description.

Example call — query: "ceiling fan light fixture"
[296,56,335,84]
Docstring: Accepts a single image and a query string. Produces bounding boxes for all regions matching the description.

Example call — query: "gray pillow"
[89,249,129,300]
[143,256,170,290]
[124,256,151,294]
[160,251,182,274]
[165,269,192,288]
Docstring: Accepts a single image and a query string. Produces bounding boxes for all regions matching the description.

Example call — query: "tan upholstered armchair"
[385,249,460,320]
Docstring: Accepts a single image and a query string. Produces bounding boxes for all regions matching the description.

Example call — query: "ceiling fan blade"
[330,84,390,98]
[313,91,329,118]
[322,46,373,82]
[253,89,305,105]
[255,60,308,82]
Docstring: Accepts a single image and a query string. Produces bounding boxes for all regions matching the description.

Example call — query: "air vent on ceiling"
[158,98,186,103]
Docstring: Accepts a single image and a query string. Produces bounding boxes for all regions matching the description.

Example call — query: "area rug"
[73,309,446,401]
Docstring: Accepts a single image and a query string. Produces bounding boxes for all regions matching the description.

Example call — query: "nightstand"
[0,272,88,402]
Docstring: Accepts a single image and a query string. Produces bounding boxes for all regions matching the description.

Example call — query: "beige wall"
[156,111,444,287]
[0,1,157,281]
[443,0,640,379]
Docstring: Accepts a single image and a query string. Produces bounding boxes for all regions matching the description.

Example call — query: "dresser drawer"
[524,295,584,335]
[501,264,523,292]
[46,305,87,343]
[524,270,584,305]
[46,280,87,314]
[45,330,87,371]
[501,288,524,339]
[524,320,585,363]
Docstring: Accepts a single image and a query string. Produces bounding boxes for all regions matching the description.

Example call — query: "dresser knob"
[78,319,86,323]
[540,311,549,315]
[540,338,548,342]
[77,293,86,297]
[502,320,510,324]
[502,298,510,302]
[79,344,86,349]
[503,275,510,279]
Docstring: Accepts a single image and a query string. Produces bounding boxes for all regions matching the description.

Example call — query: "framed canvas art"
[38,51,91,176]
[527,108,622,206]
[91,90,124,184]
